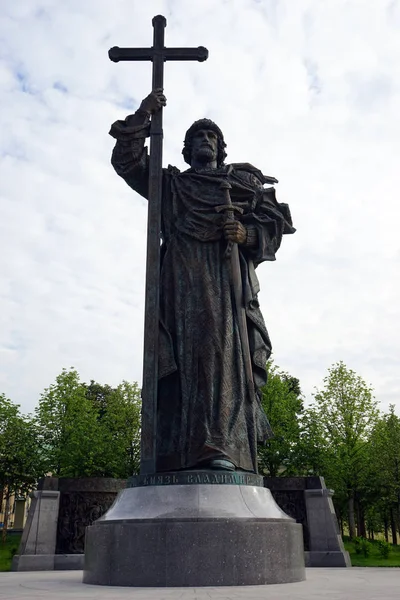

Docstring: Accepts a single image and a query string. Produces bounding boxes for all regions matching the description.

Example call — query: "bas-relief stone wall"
[40,477,126,555]
[56,491,119,554]
[270,489,309,549]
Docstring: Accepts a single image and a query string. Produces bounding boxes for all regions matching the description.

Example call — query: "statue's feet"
[207,458,236,471]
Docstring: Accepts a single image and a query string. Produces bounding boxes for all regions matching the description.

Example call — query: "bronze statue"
[110,89,295,474]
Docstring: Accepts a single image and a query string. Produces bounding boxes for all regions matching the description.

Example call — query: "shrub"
[354,537,363,555]
[354,537,371,557]
[377,540,391,559]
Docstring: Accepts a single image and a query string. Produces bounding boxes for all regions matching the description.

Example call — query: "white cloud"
[1,0,399,414]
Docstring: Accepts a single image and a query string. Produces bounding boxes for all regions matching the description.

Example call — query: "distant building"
[0,490,30,530]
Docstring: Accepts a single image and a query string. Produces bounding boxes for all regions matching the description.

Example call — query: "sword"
[216,181,255,402]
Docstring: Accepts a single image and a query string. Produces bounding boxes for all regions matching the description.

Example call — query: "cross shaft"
[108,15,208,476]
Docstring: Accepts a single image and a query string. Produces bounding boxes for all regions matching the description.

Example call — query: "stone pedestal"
[83,471,305,587]
[265,476,350,568]
[304,488,351,567]
[12,490,60,571]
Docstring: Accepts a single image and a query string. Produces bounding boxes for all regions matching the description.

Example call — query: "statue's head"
[182,118,227,167]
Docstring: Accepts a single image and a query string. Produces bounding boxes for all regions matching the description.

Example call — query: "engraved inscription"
[128,471,263,488]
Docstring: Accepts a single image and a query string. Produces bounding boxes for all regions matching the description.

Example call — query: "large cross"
[109,15,209,475]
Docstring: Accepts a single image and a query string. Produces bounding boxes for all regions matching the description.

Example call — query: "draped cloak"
[110,113,295,473]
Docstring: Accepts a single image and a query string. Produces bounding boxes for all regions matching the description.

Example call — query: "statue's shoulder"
[229,163,278,186]
[166,164,181,176]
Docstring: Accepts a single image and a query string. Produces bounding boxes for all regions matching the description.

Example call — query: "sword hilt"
[215,204,243,217]
[217,182,243,258]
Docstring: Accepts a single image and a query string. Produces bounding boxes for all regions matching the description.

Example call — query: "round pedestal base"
[83,479,306,587]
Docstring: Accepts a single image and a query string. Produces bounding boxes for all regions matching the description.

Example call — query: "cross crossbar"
[109,46,208,62]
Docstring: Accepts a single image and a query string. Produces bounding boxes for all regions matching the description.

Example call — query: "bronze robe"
[110,113,295,473]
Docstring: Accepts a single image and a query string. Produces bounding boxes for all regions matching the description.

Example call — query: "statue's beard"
[193,146,216,164]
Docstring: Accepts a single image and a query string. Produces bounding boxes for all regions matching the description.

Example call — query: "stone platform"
[1,569,400,599]
[83,472,305,586]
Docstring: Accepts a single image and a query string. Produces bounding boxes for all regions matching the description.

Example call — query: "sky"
[1,0,400,415]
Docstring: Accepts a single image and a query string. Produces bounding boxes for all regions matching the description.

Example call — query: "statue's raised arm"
[109,89,167,199]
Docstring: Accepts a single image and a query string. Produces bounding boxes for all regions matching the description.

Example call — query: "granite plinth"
[304,551,350,567]
[12,490,60,572]
[83,474,305,587]
[304,488,351,567]
[12,553,84,571]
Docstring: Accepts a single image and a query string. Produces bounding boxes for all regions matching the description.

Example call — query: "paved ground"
[0,569,399,600]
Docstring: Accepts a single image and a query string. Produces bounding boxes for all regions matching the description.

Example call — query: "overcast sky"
[1,0,399,415]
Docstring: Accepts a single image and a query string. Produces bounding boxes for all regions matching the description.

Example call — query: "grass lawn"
[344,537,400,567]
[0,534,21,572]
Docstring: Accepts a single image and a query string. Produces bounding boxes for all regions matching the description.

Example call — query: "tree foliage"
[83,379,141,477]
[366,406,400,542]
[0,394,43,495]
[0,394,43,539]
[299,362,379,538]
[35,369,141,478]
[369,406,400,505]
[258,361,303,476]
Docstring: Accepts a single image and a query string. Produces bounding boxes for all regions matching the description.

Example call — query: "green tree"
[294,405,330,477]
[258,361,303,476]
[368,406,400,543]
[35,369,101,477]
[0,394,43,541]
[83,380,141,477]
[302,361,379,538]
[36,369,141,478]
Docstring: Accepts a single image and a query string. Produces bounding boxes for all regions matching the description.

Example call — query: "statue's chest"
[172,174,254,214]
